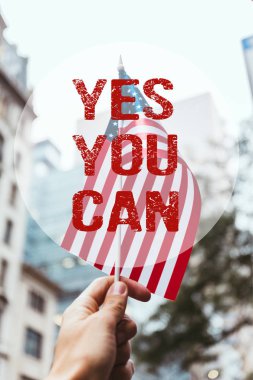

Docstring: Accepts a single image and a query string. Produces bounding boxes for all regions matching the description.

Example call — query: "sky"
[0,0,253,123]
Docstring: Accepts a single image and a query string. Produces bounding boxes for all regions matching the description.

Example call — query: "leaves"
[134,212,253,370]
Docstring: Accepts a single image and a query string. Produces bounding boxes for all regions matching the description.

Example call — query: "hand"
[46,276,151,380]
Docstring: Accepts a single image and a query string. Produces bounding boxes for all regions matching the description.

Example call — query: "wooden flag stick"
[115,119,123,282]
[115,118,124,282]
[115,55,124,282]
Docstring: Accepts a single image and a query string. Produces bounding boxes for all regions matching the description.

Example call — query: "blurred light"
[53,314,63,327]
[62,257,75,269]
[208,370,219,379]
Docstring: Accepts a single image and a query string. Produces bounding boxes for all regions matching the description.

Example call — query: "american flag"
[62,61,201,300]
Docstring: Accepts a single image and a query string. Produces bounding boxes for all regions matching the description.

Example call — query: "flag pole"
[115,55,124,282]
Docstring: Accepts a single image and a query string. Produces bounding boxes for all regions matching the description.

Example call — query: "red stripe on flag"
[164,175,201,300]
[127,169,176,282]
[94,174,137,267]
[78,170,118,261]
[146,165,188,293]
[61,139,111,251]
[109,171,158,275]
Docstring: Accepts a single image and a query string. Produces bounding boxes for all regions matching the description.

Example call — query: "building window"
[15,152,21,170]
[29,291,45,314]
[0,133,4,164]
[0,259,8,288]
[0,96,9,119]
[0,260,8,340]
[24,328,43,359]
[20,376,38,380]
[3,219,13,245]
[9,183,18,206]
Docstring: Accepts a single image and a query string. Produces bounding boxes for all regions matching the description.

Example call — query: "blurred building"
[238,36,253,229]
[0,10,60,380]
[188,37,253,380]
[25,139,101,314]
[0,12,28,91]
[242,35,253,100]
[11,264,60,380]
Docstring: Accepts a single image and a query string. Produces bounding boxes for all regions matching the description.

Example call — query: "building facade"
[11,264,60,380]
[242,35,253,101]
[0,11,58,380]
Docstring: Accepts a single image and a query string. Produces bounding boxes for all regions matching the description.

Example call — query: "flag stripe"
[145,165,189,293]
[155,169,195,297]
[121,165,179,281]
[93,173,137,267]
[61,139,111,251]
[62,112,201,300]
[164,175,201,299]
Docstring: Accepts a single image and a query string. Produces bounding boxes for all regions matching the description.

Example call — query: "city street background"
[0,1,253,379]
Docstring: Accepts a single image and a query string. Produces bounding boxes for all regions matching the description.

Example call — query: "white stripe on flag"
[138,163,183,286]
[155,169,194,296]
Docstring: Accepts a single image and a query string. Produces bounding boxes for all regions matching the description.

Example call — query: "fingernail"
[108,282,127,295]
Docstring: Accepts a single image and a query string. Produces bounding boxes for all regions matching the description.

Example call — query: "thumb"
[100,281,128,327]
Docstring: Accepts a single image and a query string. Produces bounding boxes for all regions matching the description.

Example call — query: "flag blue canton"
[118,67,150,115]
[105,67,149,141]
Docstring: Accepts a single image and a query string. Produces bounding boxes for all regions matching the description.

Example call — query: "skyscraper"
[242,35,253,100]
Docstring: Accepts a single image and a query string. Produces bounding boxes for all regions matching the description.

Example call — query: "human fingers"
[70,276,150,317]
[68,277,126,318]
[109,360,135,380]
[119,276,151,302]
[99,282,128,327]
[115,341,131,366]
[117,315,137,345]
